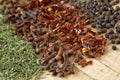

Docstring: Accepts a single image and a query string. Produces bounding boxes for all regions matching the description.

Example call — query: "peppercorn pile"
[70,0,120,50]
[0,0,109,77]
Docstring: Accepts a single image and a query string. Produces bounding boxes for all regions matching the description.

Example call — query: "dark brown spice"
[116,39,120,44]
[107,29,114,34]
[111,39,115,44]
[116,28,120,33]
[112,45,117,50]
[91,23,96,28]
[105,33,109,38]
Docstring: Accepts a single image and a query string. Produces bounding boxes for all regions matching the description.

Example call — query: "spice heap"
[70,0,120,50]
[0,0,107,77]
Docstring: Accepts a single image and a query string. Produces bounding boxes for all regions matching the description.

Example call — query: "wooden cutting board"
[38,4,120,80]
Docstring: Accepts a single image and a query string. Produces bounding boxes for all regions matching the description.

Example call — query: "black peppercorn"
[107,7,113,12]
[97,28,103,34]
[117,15,120,20]
[104,16,109,22]
[112,14,117,19]
[102,28,107,33]
[101,22,106,27]
[96,25,101,28]
[115,34,119,38]
[110,20,116,26]
[105,33,109,38]
[109,35,114,39]
[116,28,120,33]
[116,39,120,44]
[106,23,111,29]
[111,39,115,44]
[112,45,117,50]
[107,29,114,34]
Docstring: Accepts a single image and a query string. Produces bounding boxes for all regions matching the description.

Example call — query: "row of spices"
[0,0,119,77]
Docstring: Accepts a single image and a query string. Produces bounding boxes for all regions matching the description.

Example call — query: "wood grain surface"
[39,4,120,80]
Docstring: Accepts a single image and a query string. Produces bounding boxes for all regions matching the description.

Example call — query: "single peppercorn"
[114,34,119,38]
[117,15,120,20]
[109,35,114,39]
[104,16,109,22]
[111,39,115,44]
[106,23,111,29]
[102,28,107,33]
[105,33,109,38]
[116,28,120,33]
[112,14,118,19]
[107,29,114,34]
[116,39,120,44]
[110,20,116,26]
[101,22,106,27]
[112,45,117,50]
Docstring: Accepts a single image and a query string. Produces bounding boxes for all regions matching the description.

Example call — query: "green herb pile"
[0,14,43,80]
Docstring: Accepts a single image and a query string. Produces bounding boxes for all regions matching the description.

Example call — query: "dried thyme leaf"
[0,15,43,80]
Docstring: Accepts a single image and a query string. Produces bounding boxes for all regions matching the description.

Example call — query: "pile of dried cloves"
[2,0,120,77]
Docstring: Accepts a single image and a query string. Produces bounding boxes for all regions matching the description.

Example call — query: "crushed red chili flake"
[1,0,107,77]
